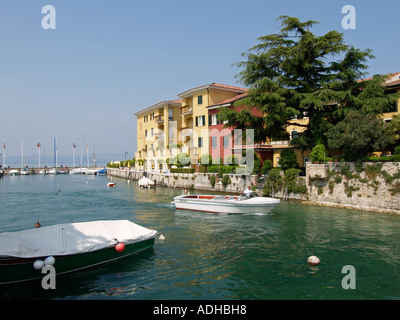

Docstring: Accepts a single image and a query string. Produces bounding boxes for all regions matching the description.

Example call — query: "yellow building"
[134,83,246,171]
[380,72,400,121]
[134,99,182,171]
[177,83,246,164]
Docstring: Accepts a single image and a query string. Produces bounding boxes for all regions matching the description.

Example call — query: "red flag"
[73,143,76,149]
[37,142,41,148]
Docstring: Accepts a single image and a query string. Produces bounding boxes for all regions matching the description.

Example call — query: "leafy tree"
[261,159,273,175]
[219,16,395,149]
[387,115,400,147]
[326,112,395,161]
[310,144,328,163]
[278,148,298,171]
[263,168,282,197]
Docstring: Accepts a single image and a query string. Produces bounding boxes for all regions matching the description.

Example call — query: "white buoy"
[44,256,55,266]
[307,255,320,266]
[33,260,45,270]
[159,234,165,241]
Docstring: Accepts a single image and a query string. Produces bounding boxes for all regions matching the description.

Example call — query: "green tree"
[326,112,395,161]
[310,144,328,163]
[278,149,298,171]
[264,168,282,197]
[261,159,273,175]
[218,16,394,149]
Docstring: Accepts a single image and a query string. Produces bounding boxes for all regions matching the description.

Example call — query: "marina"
[1,174,400,299]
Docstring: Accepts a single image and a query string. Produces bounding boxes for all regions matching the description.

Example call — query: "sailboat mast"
[93,144,96,168]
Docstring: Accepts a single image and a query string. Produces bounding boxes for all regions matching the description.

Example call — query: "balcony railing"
[156,116,164,123]
[180,128,193,137]
[181,105,193,115]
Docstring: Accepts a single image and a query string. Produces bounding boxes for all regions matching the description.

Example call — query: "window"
[211,136,218,149]
[144,115,148,122]
[150,113,154,121]
[198,137,203,148]
[145,129,147,137]
[223,135,230,148]
[291,130,298,140]
[211,114,218,126]
[151,128,154,136]
[198,95,203,105]
[196,115,206,127]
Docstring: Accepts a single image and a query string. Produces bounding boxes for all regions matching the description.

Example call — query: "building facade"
[134,73,400,172]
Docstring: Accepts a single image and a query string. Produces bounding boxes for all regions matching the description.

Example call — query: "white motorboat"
[138,177,155,188]
[69,168,88,174]
[47,168,60,174]
[9,170,19,176]
[173,192,280,214]
[19,168,31,175]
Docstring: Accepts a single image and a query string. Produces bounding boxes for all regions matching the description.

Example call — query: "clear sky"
[0,0,399,163]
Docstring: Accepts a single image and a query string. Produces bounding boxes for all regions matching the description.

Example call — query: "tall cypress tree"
[219,16,394,148]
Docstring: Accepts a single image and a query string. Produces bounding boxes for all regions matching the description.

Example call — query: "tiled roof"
[359,72,400,88]
[207,92,249,108]
[178,83,247,98]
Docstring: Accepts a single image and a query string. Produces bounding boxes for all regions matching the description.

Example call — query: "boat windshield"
[240,191,258,199]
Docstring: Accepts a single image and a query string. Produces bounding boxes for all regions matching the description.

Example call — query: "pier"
[1,167,106,175]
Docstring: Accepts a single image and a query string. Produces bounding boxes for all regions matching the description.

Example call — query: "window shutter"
[195,116,198,127]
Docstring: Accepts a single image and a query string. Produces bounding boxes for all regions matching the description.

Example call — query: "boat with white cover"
[0,220,157,284]
[173,192,280,214]
[138,177,155,188]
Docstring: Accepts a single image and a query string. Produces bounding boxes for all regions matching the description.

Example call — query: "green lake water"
[0,174,399,300]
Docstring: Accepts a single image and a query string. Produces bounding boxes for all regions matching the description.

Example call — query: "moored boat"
[69,167,88,174]
[138,177,155,188]
[173,192,280,214]
[0,220,157,285]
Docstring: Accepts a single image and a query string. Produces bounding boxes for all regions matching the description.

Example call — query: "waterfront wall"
[306,162,400,214]
[107,168,258,194]
[108,162,400,214]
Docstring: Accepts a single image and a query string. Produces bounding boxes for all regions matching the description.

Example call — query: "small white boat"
[138,177,155,188]
[85,169,99,175]
[19,168,31,175]
[173,192,280,214]
[69,168,88,175]
[47,168,60,174]
[107,182,116,187]
[9,170,19,176]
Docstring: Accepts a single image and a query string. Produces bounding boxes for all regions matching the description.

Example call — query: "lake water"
[0,174,400,300]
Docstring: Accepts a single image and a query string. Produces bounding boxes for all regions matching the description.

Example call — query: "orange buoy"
[35,218,41,228]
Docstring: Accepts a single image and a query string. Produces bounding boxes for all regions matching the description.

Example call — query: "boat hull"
[0,237,155,285]
[173,195,280,214]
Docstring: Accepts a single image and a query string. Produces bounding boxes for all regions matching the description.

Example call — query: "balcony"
[180,128,193,137]
[181,105,193,116]
[156,116,164,124]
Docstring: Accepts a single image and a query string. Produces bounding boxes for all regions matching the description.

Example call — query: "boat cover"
[138,177,155,186]
[0,220,157,258]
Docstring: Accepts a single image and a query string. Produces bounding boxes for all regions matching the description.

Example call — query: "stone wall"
[107,168,258,194]
[306,162,400,214]
[108,162,400,214]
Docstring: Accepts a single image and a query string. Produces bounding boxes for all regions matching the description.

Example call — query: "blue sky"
[0,0,399,164]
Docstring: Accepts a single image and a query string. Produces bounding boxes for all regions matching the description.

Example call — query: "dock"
[0,167,107,175]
